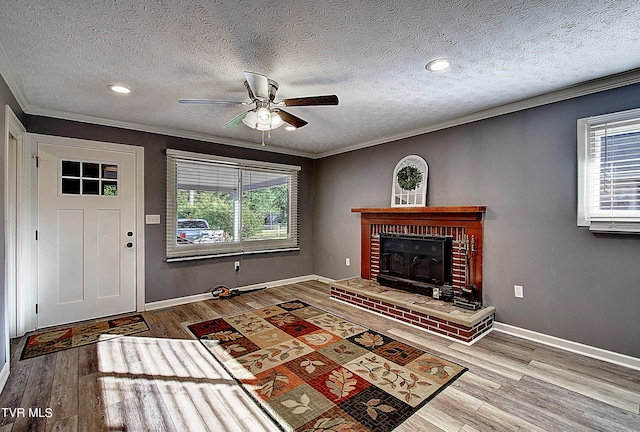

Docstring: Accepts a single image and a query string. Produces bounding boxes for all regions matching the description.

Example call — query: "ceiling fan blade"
[244,71,270,100]
[179,99,247,105]
[283,95,339,107]
[277,110,308,129]
[223,111,249,128]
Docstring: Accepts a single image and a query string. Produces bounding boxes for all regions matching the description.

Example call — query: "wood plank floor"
[2,280,639,431]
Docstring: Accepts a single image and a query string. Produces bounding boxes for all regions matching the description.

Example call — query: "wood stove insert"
[377,233,453,297]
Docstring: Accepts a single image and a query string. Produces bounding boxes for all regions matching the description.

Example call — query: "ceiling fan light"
[271,113,284,129]
[253,107,273,130]
[257,107,271,120]
[242,110,259,129]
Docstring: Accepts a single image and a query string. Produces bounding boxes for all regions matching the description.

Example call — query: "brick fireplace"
[329,206,495,343]
[354,206,485,301]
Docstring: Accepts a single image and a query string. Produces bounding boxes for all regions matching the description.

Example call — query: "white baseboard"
[0,361,9,394]
[145,274,335,311]
[493,322,640,371]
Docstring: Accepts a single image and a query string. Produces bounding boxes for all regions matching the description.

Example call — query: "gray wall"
[1,74,24,373]
[26,117,315,303]
[4,77,640,361]
[314,83,640,358]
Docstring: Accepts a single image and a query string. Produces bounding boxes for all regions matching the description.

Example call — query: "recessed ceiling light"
[285,125,297,131]
[109,84,131,94]
[425,58,452,72]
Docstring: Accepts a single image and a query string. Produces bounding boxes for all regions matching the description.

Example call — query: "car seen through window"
[176,218,225,243]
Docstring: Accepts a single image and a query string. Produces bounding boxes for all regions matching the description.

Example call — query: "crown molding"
[4,31,640,162]
[315,68,640,159]
[0,40,315,159]
[24,106,316,159]
[0,42,30,111]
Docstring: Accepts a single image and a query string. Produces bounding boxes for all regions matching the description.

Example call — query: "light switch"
[146,214,161,224]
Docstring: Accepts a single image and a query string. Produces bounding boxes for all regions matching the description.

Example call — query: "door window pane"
[102,181,118,196]
[83,180,100,195]
[60,160,119,196]
[61,178,81,194]
[102,164,118,179]
[61,160,80,177]
[82,162,100,178]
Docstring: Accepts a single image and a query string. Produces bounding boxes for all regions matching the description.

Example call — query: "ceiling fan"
[179,71,339,132]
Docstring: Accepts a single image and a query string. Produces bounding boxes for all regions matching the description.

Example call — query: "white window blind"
[166,149,300,260]
[578,108,640,233]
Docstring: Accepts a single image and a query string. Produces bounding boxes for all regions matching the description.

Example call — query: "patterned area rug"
[21,314,149,360]
[188,300,466,431]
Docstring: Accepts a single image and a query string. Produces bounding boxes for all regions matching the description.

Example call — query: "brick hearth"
[331,278,495,344]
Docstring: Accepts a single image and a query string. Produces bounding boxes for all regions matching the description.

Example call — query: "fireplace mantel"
[352,205,486,302]
[352,206,486,219]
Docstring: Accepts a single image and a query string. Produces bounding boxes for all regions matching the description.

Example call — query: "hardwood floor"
[2,280,639,431]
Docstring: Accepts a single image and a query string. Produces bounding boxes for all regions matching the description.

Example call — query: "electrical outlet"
[514,285,524,298]
[345,258,350,266]
[234,261,240,271]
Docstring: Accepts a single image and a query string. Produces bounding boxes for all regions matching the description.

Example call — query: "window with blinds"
[166,149,300,260]
[578,108,640,233]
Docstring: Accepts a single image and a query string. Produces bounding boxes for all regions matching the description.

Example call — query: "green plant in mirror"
[397,165,423,190]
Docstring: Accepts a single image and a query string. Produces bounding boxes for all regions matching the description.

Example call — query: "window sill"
[166,247,301,262]
[586,221,640,234]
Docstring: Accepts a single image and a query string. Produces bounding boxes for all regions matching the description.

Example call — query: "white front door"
[37,142,139,328]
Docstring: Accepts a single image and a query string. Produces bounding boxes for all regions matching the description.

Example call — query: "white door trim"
[4,105,26,394]
[4,105,34,339]
[29,133,145,322]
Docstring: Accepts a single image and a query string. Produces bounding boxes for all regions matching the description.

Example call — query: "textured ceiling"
[1,0,640,157]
